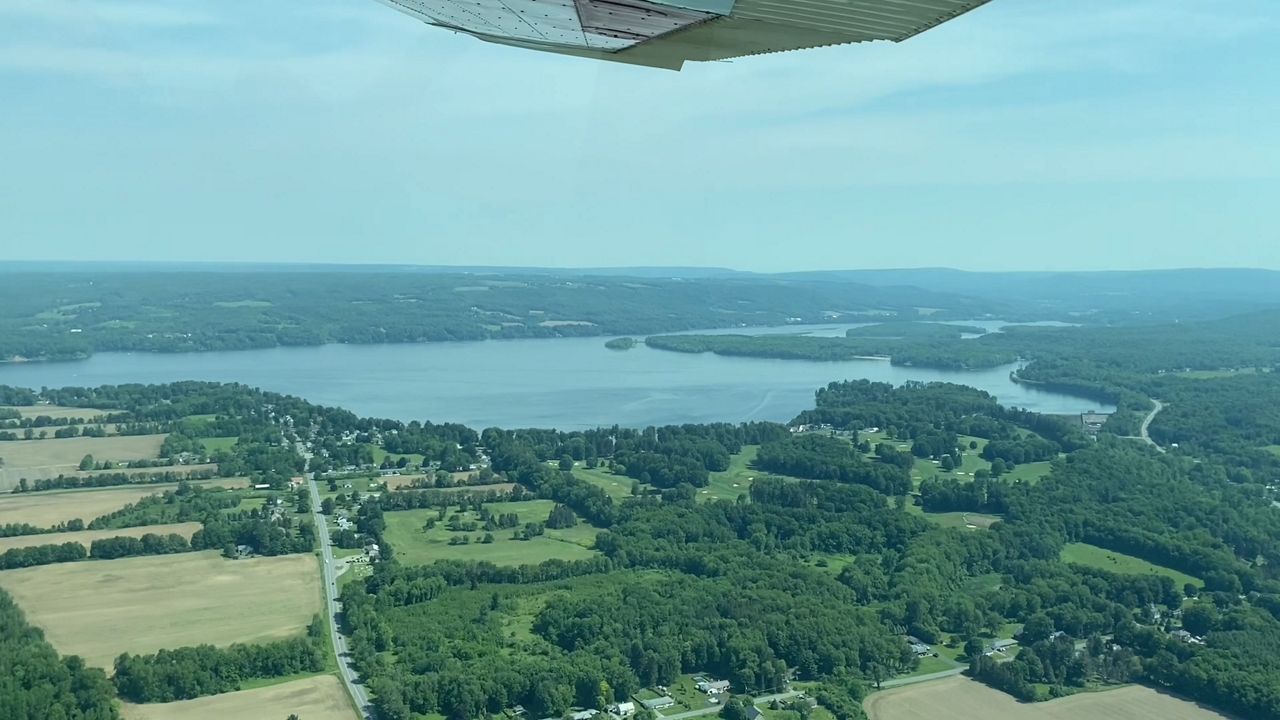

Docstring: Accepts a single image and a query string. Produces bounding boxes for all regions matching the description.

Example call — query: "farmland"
[0,551,322,667]
[1061,542,1203,587]
[0,433,167,490]
[0,521,200,552]
[121,674,357,720]
[864,676,1233,720]
[0,478,244,527]
[381,499,599,567]
[2,405,107,420]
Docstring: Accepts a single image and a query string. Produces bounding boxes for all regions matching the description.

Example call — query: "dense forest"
[0,589,118,719]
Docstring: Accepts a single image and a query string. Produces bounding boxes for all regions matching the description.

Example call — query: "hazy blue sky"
[1,1,1277,272]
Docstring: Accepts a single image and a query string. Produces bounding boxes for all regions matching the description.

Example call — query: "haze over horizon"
[2,0,1278,272]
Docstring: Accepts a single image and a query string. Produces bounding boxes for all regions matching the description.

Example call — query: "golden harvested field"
[2,405,108,420]
[121,674,356,720]
[0,434,167,490]
[865,677,1234,720]
[0,551,322,667]
[0,479,241,528]
[0,522,201,552]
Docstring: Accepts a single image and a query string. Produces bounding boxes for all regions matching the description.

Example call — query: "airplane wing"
[376,0,991,70]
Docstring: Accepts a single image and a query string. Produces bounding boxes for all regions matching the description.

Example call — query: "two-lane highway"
[309,478,373,719]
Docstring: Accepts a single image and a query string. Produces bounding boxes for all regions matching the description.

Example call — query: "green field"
[858,432,1054,488]
[1061,543,1202,587]
[572,465,637,500]
[577,446,789,503]
[382,500,598,566]
[200,436,238,453]
[1264,445,1280,458]
[704,445,762,501]
[906,503,1002,530]
[368,445,426,467]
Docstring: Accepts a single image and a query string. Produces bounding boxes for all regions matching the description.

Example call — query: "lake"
[0,327,1110,429]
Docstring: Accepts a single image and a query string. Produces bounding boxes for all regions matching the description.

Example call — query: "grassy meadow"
[1061,543,1202,587]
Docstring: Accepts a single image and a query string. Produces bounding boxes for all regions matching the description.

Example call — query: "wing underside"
[377,0,990,69]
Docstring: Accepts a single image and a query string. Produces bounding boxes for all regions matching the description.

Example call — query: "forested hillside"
[0,271,996,361]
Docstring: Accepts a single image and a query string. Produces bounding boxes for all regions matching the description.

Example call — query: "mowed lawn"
[122,674,356,720]
[704,445,761,501]
[0,434,168,490]
[0,479,245,528]
[0,521,200,552]
[382,500,598,567]
[199,436,238,453]
[860,432,1055,489]
[572,465,636,500]
[864,676,1233,720]
[1061,543,1202,587]
[0,551,322,667]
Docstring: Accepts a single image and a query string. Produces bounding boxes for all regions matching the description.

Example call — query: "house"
[253,483,271,490]
[987,639,1018,655]
[1172,630,1206,645]
[745,706,764,720]
[910,642,931,656]
[610,701,635,717]
[570,710,599,720]
[696,680,731,694]
[641,697,675,711]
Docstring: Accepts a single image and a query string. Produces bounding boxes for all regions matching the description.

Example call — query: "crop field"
[0,521,200,552]
[1061,543,1202,587]
[383,500,598,567]
[0,434,167,490]
[0,478,244,528]
[2,405,108,420]
[0,551,321,667]
[864,676,1233,720]
[121,674,356,720]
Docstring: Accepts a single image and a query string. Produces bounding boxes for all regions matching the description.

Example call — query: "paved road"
[309,478,373,719]
[1139,399,1166,452]
[661,691,800,720]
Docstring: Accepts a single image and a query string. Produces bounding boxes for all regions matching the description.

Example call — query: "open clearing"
[865,676,1233,720]
[2,405,108,420]
[0,521,200,552]
[0,478,243,527]
[1061,542,1202,587]
[0,434,167,490]
[383,500,598,567]
[122,674,356,720]
[0,551,321,667]
[573,465,636,500]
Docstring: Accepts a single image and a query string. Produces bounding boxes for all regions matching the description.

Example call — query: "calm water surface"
[0,326,1109,429]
